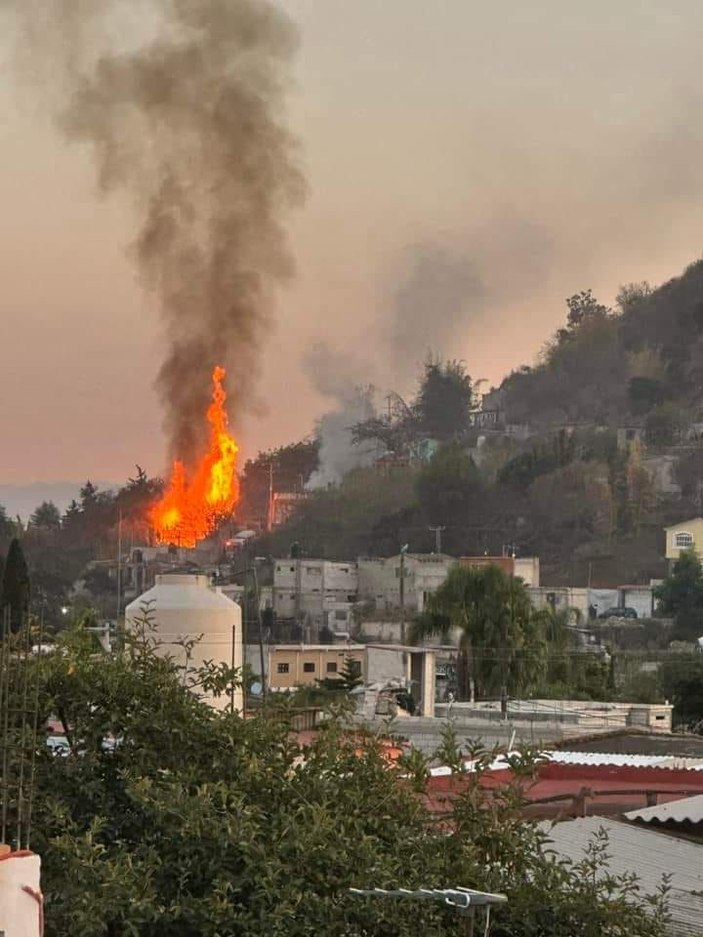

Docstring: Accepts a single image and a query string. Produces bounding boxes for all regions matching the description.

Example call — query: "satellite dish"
[250,681,263,696]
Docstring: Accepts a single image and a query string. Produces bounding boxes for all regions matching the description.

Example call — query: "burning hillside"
[151,366,239,547]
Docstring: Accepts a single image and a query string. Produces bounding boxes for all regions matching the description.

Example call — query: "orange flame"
[151,366,239,547]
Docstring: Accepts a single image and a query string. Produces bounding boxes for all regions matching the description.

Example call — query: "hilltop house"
[664,517,703,561]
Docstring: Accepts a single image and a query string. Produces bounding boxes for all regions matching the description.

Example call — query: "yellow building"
[268,644,366,690]
[664,517,703,560]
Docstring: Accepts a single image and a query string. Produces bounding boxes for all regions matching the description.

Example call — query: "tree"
[659,657,703,730]
[0,504,16,540]
[654,550,703,639]
[30,500,61,530]
[415,359,474,440]
[411,564,547,700]
[565,289,610,331]
[415,443,480,528]
[7,624,666,936]
[0,538,30,633]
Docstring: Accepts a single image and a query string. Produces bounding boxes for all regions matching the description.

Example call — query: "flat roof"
[270,644,366,651]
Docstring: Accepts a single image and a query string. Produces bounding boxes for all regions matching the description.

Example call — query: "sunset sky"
[3,0,703,495]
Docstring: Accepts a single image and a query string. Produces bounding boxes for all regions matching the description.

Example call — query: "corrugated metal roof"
[549,751,668,768]
[548,751,703,770]
[541,816,703,936]
[626,793,703,825]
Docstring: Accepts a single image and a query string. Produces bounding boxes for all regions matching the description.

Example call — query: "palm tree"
[410,565,547,702]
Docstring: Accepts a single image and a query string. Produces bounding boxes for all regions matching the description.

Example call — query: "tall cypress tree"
[1,538,30,633]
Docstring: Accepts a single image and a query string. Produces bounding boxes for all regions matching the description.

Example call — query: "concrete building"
[664,517,703,560]
[272,559,358,634]
[435,698,673,733]
[357,554,455,614]
[459,555,540,587]
[268,644,366,690]
[528,586,589,619]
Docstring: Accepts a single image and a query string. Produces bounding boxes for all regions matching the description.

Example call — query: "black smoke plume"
[5,0,304,463]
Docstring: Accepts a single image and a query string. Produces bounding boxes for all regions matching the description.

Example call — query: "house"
[272,559,358,634]
[268,644,366,690]
[357,554,455,614]
[460,555,540,587]
[664,518,703,560]
[528,586,589,619]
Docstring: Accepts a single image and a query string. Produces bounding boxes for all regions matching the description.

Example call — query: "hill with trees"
[262,259,703,587]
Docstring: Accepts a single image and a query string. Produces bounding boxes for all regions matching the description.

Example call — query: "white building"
[528,586,590,620]
[272,559,358,632]
[357,554,455,614]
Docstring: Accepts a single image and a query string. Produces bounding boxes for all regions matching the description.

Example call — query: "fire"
[151,366,239,546]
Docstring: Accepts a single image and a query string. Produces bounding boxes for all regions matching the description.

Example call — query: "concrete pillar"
[0,851,42,937]
[420,651,436,718]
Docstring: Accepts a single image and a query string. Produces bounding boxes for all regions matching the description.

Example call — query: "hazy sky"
[3,0,703,486]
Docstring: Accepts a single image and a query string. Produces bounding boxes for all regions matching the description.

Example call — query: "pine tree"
[1,538,30,633]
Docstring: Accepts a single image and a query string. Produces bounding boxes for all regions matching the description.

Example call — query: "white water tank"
[125,573,243,712]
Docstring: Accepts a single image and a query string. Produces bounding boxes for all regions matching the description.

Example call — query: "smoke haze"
[6,3,703,483]
[4,0,303,464]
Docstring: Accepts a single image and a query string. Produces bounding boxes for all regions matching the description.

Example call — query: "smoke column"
[4,0,304,463]
[302,342,377,487]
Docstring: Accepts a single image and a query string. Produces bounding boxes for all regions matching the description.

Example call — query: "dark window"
[347,659,362,677]
[303,662,315,673]
[327,662,338,673]
[277,663,289,674]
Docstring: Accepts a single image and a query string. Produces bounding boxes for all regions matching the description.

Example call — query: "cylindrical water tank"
[124,573,243,712]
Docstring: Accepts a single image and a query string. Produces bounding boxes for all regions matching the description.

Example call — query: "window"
[675,532,694,549]
[326,662,338,673]
[303,662,315,673]
[346,659,362,678]
[335,609,347,620]
[277,662,289,674]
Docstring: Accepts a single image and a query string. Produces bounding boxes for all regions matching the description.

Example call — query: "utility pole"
[116,508,123,641]
[251,562,267,699]
[264,462,275,532]
[429,525,445,554]
[399,543,409,645]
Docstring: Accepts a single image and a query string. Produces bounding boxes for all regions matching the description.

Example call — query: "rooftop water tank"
[124,573,243,712]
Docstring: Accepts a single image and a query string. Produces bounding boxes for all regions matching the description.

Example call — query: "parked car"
[599,606,638,620]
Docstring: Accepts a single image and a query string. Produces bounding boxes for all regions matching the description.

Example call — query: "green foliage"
[565,289,611,331]
[658,656,703,729]
[239,439,319,528]
[627,376,665,415]
[3,627,665,936]
[415,442,480,526]
[654,549,703,639]
[0,503,16,539]
[29,500,62,530]
[260,464,419,559]
[644,402,684,448]
[415,358,474,440]
[412,564,547,699]
[498,431,577,492]
[1,537,30,632]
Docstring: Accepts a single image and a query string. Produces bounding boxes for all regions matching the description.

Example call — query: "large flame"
[151,366,239,547]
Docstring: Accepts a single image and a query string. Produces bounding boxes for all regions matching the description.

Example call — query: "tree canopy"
[3,623,667,936]
[0,537,30,632]
[654,549,703,639]
[412,564,547,700]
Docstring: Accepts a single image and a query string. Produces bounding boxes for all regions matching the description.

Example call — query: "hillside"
[256,259,703,587]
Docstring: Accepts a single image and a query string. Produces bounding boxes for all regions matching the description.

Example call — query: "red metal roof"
[425,762,703,819]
